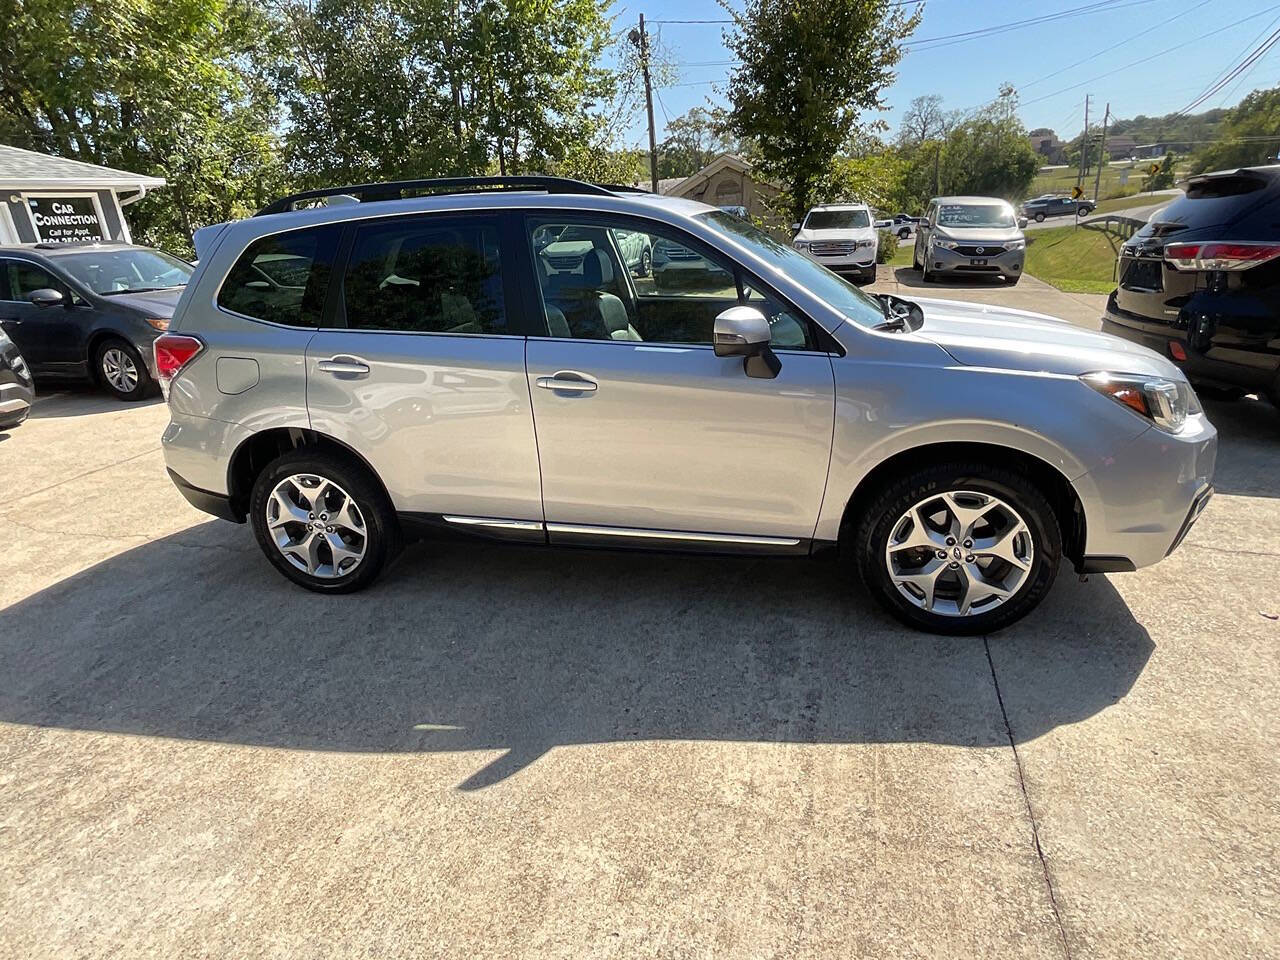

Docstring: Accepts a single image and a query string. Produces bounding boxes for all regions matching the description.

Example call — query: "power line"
[1018,4,1280,108]
[905,0,1158,51]
[1175,25,1280,115]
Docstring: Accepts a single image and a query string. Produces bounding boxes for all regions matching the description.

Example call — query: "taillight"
[153,334,203,399]
[1164,241,1280,271]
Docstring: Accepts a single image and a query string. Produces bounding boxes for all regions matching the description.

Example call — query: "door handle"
[317,357,370,375]
[535,372,597,392]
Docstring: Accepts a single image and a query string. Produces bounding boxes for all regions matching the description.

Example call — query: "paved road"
[1,287,1277,957]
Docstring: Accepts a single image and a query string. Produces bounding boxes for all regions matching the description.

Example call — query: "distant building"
[1028,133,1066,164]
[1105,135,1137,160]
[1133,143,1167,159]
[637,153,781,220]
[0,144,165,245]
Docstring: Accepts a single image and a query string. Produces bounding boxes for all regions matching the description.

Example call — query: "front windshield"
[698,210,885,329]
[56,248,193,295]
[804,209,870,230]
[936,203,1015,229]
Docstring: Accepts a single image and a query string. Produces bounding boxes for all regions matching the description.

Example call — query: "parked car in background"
[717,205,749,220]
[913,197,1028,285]
[1022,195,1095,221]
[614,228,653,277]
[0,327,34,429]
[157,175,1215,635]
[1101,164,1280,407]
[0,242,193,400]
[891,214,922,239]
[791,203,880,283]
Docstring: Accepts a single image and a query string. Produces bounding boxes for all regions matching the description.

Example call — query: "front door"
[305,212,543,524]
[521,213,836,544]
[0,258,83,372]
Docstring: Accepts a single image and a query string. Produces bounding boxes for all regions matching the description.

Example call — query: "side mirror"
[791,222,801,232]
[874,219,892,229]
[1017,217,1029,229]
[27,288,64,308]
[714,305,780,379]
[920,219,931,229]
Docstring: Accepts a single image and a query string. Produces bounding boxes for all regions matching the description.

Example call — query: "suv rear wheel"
[853,462,1062,634]
[249,449,401,593]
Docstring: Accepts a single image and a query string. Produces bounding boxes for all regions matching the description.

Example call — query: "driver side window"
[526,218,813,349]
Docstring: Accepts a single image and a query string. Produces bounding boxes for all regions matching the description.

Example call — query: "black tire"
[1004,274,1020,286]
[1035,212,1046,222]
[851,461,1062,635]
[912,244,922,271]
[249,448,401,594]
[94,337,154,401]
[899,228,911,240]
[640,246,652,277]
[922,258,938,282]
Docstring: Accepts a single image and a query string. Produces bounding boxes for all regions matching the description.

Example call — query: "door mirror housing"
[714,305,780,379]
[27,287,64,308]
[1017,217,1029,229]
[791,222,801,232]
[874,219,892,229]
[920,219,931,229]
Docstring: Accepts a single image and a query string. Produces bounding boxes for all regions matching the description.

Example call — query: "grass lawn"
[1023,223,1120,295]
[887,239,915,267]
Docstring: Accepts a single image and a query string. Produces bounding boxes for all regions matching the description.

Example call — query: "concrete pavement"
[1,282,1277,957]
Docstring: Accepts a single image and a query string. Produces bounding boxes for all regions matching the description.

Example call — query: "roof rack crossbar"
[255,175,620,216]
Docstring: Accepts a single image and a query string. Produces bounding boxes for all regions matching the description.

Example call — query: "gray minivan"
[912,197,1028,285]
[0,242,193,399]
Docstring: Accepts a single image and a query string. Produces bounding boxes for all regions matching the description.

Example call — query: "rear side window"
[342,217,507,335]
[217,225,340,327]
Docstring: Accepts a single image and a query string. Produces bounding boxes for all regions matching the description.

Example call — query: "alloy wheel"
[266,473,367,579]
[884,489,1034,618]
[102,347,139,394]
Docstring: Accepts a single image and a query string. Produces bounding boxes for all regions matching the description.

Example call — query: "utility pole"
[1077,94,1090,188]
[632,14,660,194]
[1093,102,1110,203]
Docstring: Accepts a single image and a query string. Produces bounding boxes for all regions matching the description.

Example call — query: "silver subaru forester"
[156,176,1216,634]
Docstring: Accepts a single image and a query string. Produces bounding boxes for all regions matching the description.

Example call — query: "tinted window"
[937,203,1015,228]
[2,260,60,300]
[804,209,870,230]
[218,226,339,327]
[57,248,191,295]
[344,219,506,334]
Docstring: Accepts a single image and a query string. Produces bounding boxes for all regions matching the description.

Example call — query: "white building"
[0,144,165,245]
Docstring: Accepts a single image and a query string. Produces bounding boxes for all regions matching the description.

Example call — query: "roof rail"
[255,175,619,216]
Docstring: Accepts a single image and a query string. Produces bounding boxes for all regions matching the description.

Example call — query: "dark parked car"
[1022,195,1094,221]
[0,327,34,429]
[1101,165,1280,406]
[0,242,194,400]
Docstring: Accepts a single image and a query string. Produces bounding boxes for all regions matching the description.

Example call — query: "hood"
[795,227,877,242]
[907,297,1183,379]
[101,286,186,317]
[931,225,1024,242]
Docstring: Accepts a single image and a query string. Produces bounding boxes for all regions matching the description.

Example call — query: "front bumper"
[1073,414,1217,570]
[0,381,33,423]
[927,245,1024,277]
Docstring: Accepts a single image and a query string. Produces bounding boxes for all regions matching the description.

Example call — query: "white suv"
[792,204,881,284]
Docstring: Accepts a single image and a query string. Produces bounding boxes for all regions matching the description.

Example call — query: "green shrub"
[876,229,898,264]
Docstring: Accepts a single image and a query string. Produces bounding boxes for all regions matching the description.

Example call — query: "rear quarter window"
[217,225,341,327]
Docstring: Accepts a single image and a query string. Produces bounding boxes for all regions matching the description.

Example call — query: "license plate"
[969,258,988,266]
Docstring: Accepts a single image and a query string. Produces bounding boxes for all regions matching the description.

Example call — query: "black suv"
[0,242,193,400]
[1101,165,1280,405]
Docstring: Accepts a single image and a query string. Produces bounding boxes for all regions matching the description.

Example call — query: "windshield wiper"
[101,284,184,295]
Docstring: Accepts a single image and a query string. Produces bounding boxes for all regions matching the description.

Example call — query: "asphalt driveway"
[1,287,1276,957]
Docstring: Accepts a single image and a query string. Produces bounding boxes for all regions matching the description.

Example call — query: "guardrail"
[1080,214,1145,242]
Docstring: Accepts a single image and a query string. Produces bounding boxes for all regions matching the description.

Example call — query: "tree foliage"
[658,105,739,179]
[0,0,283,252]
[724,0,919,223]
[1190,87,1280,173]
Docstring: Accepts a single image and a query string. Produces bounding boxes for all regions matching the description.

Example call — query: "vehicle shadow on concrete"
[0,527,1153,790]
[1203,396,1279,497]
[891,266,1012,290]
[28,383,162,419]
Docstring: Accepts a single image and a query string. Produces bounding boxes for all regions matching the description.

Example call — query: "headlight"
[1005,239,1026,250]
[932,237,959,250]
[855,238,875,249]
[793,240,810,251]
[1081,372,1198,433]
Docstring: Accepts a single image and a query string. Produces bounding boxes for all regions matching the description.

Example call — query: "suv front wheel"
[249,449,401,593]
[853,462,1062,634]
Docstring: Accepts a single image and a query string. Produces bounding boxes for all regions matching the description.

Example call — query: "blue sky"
[611,0,1280,146]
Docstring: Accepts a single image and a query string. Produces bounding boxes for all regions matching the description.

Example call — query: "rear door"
[519,212,835,545]
[305,212,543,525]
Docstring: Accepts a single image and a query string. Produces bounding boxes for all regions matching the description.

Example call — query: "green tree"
[0,0,283,253]
[724,0,920,223]
[1147,151,1178,190]
[658,105,737,178]
[1191,87,1280,173]
[927,87,1038,202]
